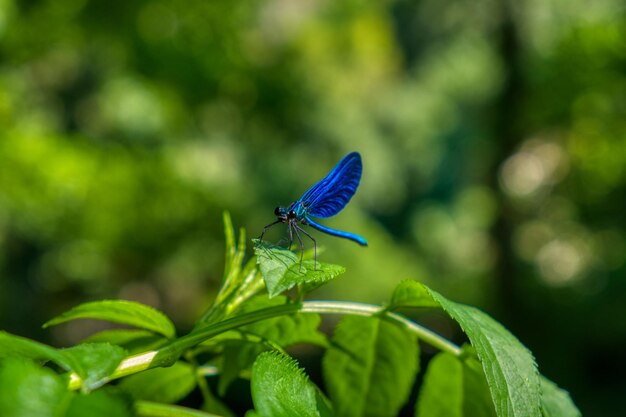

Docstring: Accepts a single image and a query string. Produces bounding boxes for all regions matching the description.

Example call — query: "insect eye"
[274,207,280,216]
[288,210,296,219]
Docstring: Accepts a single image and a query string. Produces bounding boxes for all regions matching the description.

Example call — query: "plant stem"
[301,301,461,356]
[67,300,460,390]
[135,401,222,417]
[185,352,213,410]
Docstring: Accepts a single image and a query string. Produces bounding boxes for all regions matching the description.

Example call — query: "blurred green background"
[0,0,624,415]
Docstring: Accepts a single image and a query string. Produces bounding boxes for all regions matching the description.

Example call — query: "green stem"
[135,401,222,417]
[301,301,462,356]
[167,303,301,354]
[185,353,213,409]
[68,300,460,390]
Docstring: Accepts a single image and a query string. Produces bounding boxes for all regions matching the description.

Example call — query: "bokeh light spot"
[500,151,546,197]
[536,239,589,286]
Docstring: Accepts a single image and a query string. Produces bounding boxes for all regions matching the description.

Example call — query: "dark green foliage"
[0,217,580,417]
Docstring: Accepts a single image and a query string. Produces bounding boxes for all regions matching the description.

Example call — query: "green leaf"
[390,280,541,417]
[44,300,176,339]
[415,353,462,417]
[62,343,127,392]
[83,329,166,354]
[425,286,541,417]
[389,279,439,309]
[540,377,581,417]
[415,350,496,417]
[0,358,72,417]
[118,361,196,404]
[322,315,418,417]
[217,296,327,395]
[66,389,133,417]
[253,240,345,297]
[251,351,333,417]
[0,331,80,372]
[135,400,223,417]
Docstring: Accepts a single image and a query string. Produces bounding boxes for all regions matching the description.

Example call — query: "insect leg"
[259,220,282,241]
[293,224,306,272]
[287,222,294,251]
[296,225,317,270]
[275,236,289,247]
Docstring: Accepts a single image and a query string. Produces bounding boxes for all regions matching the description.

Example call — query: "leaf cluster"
[0,213,580,417]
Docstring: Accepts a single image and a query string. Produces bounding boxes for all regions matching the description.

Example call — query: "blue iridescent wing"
[298,152,363,219]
